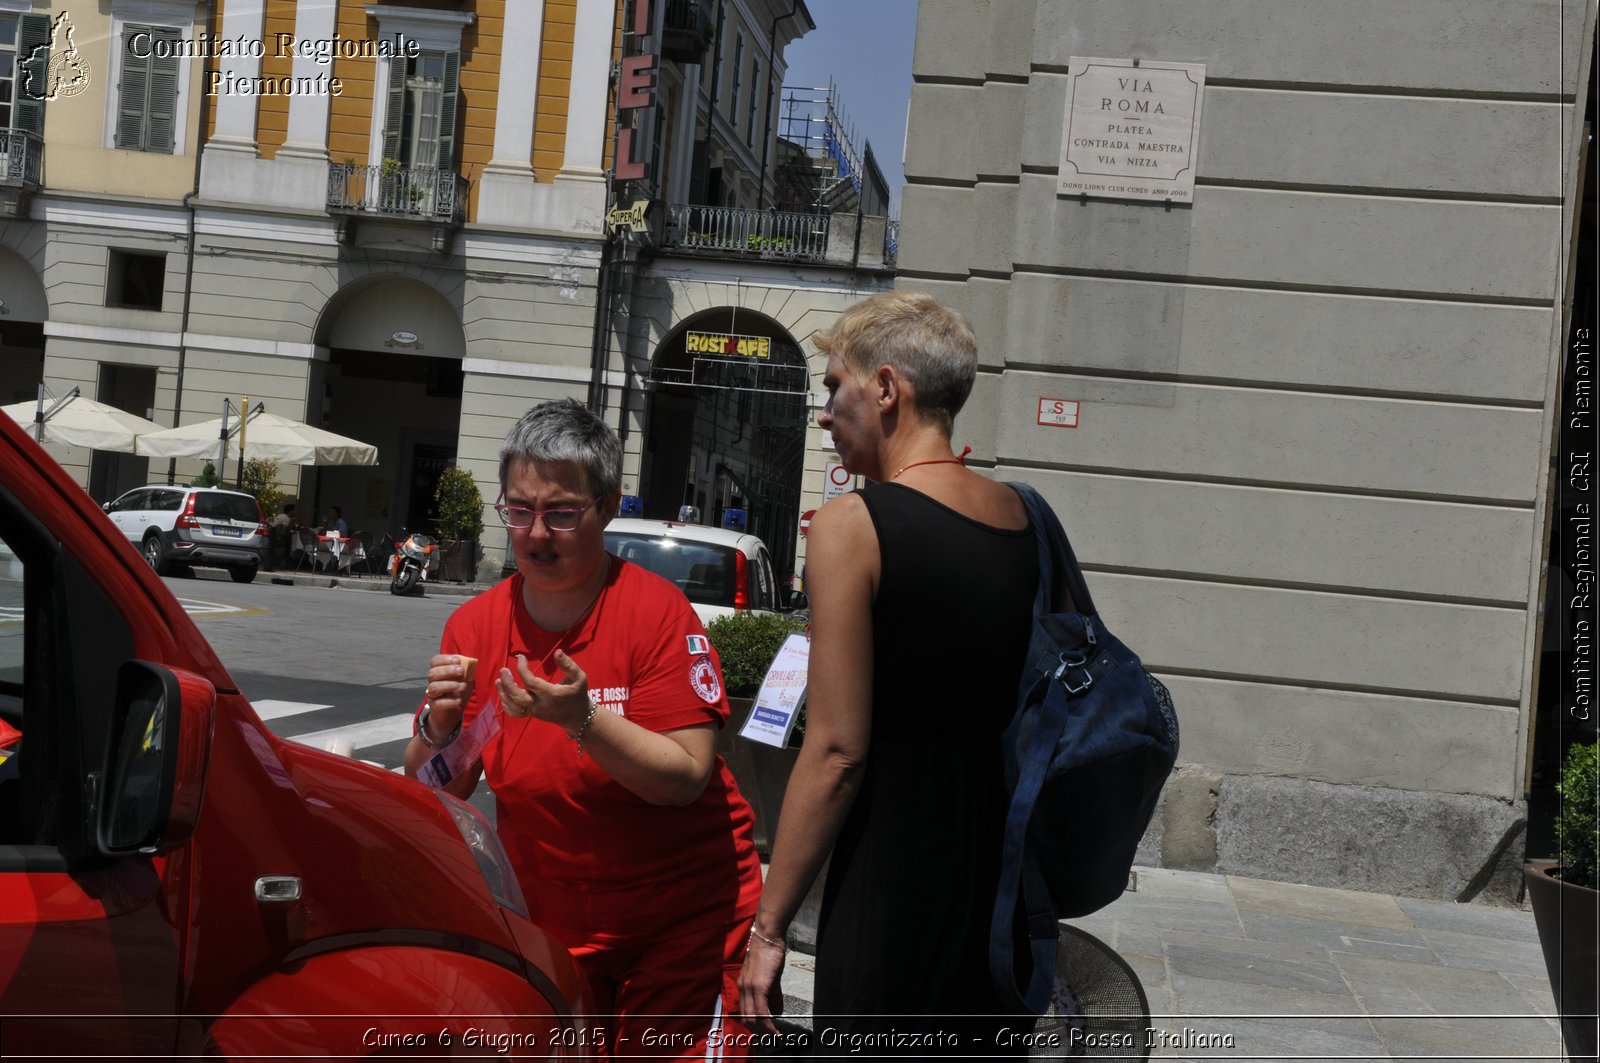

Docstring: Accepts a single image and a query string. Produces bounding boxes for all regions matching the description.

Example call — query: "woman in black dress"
[738,291,1038,1054]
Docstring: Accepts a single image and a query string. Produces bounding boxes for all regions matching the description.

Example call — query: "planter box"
[720,697,824,952]
[718,698,798,855]
[439,538,477,582]
[1525,860,1599,1062]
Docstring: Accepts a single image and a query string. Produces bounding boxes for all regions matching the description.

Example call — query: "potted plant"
[708,610,826,950]
[1526,740,1599,1061]
[708,612,808,852]
[432,466,484,583]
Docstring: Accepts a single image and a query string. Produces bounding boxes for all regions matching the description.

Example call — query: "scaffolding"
[776,82,870,214]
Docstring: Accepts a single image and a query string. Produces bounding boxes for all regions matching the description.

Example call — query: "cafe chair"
[349,531,373,576]
[291,527,320,573]
[365,530,392,575]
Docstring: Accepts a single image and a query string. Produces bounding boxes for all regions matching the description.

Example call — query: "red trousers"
[567,914,756,1061]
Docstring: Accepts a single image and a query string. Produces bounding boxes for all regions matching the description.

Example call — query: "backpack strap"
[990,671,1073,1013]
[989,482,1096,1014]
[1009,482,1098,617]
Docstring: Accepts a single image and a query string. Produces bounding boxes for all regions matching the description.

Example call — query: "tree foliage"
[1557,740,1599,891]
[434,466,484,541]
[239,458,287,519]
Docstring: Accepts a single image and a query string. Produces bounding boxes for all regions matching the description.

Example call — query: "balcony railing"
[326,162,468,223]
[662,205,831,262]
[661,0,714,61]
[0,130,43,188]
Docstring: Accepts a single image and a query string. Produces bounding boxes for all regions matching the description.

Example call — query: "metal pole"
[217,398,232,485]
[235,395,249,489]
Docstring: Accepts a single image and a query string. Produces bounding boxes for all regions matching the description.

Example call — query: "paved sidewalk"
[198,567,1571,1059]
[197,565,494,597]
[774,867,1565,1061]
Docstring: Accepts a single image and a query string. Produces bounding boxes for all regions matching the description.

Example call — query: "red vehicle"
[0,415,591,1058]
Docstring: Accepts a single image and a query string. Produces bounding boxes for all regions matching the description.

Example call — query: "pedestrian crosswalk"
[254,699,414,771]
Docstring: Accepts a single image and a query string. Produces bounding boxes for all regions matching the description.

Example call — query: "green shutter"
[435,50,460,172]
[14,13,50,136]
[116,25,150,149]
[381,55,406,161]
[145,29,181,153]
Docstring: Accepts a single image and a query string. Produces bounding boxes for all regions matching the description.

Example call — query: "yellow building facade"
[3,0,893,582]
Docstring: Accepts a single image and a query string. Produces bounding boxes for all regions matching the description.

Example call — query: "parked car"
[0,415,591,1057]
[103,484,268,583]
[604,517,793,626]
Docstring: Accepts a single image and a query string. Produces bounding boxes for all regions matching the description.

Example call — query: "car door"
[750,544,777,612]
[0,470,183,1054]
[104,488,147,545]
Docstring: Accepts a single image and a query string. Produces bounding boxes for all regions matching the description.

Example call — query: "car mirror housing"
[97,660,215,856]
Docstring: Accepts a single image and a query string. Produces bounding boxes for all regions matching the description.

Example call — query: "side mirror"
[101,502,113,513]
[786,590,809,613]
[97,661,215,856]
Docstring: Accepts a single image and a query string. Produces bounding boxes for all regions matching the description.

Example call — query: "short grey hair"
[498,399,622,499]
[812,291,978,432]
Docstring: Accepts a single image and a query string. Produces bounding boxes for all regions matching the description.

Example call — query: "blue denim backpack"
[989,482,1180,1015]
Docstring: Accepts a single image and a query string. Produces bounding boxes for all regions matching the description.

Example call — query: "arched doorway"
[641,308,810,584]
[313,274,466,544]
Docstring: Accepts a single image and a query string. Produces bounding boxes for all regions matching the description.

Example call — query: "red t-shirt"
[434,561,761,942]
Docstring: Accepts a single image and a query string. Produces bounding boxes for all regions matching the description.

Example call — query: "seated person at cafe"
[321,505,349,536]
[268,503,297,567]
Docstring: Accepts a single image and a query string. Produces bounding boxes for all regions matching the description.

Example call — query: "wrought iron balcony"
[662,205,831,262]
[0,130,44,189]
[325,162,468,223]
[661,0,714,62]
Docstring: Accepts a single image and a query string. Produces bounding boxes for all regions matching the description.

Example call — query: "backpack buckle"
[1053,654,1095,694]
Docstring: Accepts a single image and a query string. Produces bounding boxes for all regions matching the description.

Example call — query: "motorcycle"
[388,530,441,595]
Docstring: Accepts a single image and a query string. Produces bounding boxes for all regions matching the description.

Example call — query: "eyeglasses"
[494,496,600,532]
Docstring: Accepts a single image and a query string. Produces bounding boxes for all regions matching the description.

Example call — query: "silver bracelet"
[569,704,599,757]
[416,703,461,749]
[747,924,786,951]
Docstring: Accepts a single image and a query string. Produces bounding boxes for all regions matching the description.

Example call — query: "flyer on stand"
[738,632,810,748]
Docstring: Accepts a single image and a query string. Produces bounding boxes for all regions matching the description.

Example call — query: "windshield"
[605,533,738,607]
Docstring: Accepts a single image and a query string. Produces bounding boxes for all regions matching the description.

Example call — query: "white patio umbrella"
[2,390,164,453]
[136,411,378,467]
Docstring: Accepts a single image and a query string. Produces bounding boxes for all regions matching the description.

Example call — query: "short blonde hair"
[812,291,978,432]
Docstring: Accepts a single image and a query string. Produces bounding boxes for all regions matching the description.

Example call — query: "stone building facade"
[896,0,1597,900]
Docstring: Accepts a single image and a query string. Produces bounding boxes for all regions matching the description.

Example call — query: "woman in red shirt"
[404,399,762,1060]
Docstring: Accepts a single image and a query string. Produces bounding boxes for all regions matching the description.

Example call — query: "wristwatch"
[415,703,462,749]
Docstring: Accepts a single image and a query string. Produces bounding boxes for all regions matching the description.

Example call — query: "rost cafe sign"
[1058,57,1207,203]
[686,331,771,359]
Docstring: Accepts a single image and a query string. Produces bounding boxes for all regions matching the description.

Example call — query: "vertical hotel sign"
[1058,58,1206,203]
[614,0,659,182]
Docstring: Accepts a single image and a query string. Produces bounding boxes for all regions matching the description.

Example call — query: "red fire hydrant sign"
[1037,398,1081,427]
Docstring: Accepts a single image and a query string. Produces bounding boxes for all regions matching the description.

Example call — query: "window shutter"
[145,29,181,153]
[116,25,151,149]
[435,50,460,172]
[14,13,50,136]
[381,56,406,161]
